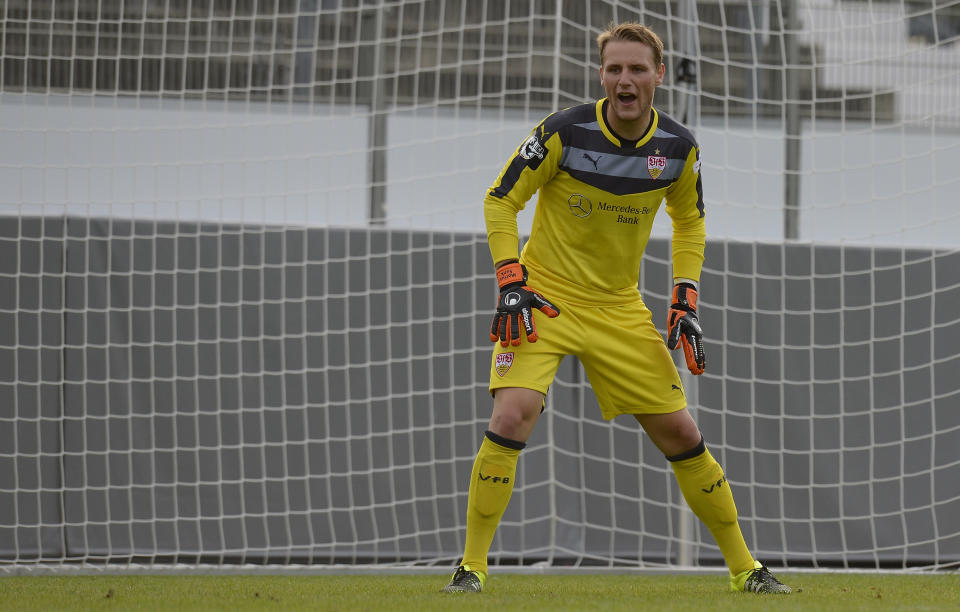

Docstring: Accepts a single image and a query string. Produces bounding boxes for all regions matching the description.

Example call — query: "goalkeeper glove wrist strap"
[496,262,526,289]
[672,282,699,311]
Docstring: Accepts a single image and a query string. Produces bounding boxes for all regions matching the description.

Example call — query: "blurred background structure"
[1,0,959,571]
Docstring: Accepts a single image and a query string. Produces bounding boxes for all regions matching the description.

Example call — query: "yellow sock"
[669,441,755,576]
[460,433,522,576]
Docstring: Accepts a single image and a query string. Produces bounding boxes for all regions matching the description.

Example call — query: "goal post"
[1,0,959,572]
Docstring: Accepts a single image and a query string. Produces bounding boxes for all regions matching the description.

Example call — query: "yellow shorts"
[488,296,687,420]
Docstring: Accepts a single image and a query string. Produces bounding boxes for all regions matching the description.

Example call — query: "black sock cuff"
[484,430,526,451]
[666,436,706,462]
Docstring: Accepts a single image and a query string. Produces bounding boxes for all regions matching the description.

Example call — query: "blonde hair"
[596,22,664,67]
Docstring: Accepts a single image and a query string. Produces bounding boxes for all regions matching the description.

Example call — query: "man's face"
[600,40,665,131]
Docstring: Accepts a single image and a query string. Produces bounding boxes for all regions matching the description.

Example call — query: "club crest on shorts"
[647,154,667,179]
[495,352,514,377]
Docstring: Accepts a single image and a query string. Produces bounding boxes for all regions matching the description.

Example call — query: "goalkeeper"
[442,22,791,595]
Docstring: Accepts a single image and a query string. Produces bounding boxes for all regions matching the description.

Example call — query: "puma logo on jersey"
[583,152,601,171]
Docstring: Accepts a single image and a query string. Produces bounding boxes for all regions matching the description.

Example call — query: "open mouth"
[617,92,637,104]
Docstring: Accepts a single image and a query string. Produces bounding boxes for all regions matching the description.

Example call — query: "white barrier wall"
[3,94,958,248]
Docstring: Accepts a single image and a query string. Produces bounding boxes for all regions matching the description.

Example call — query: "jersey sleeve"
[664,145,706,283]
[483,123,562,265]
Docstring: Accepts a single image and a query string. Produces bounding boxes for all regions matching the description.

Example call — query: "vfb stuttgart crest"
[647,154,667,179]
[495,352,514,377]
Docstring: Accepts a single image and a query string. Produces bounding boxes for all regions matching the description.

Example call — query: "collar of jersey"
[595,98,658,149]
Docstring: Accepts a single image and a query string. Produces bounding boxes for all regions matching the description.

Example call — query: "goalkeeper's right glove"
[667,282,706,375]
[489,262,560,347]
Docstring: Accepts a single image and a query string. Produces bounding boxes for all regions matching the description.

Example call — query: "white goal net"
[1,0,959,572]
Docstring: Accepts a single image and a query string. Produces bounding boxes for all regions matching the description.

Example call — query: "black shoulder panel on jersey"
[652,110,700,149]
[489,103,596,199]
[489,146,544,198]
[540,102,598,136]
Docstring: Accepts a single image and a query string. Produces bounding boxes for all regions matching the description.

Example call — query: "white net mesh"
[1,0,959,571]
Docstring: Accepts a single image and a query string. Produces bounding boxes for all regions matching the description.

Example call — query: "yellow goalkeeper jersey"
[485,99,705,306]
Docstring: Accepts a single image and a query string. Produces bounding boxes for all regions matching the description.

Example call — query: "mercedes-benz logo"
[568,193,592,218]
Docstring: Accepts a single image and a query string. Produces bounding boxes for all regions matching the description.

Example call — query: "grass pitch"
[2,572,958,611]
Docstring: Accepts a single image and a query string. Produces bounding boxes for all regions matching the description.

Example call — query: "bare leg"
[633,407,702,456]
[488,387,544,442]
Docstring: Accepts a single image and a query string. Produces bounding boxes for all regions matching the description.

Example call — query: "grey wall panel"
[1,216,958,567]
[0,218,65,558]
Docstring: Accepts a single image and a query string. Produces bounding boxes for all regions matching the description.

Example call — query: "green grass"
[2,572,958,611]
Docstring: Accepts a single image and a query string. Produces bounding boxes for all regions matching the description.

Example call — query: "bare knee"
[634,408,703,457]
[489,387,544,442]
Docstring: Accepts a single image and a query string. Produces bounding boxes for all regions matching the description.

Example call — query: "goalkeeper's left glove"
[667,282,706,375]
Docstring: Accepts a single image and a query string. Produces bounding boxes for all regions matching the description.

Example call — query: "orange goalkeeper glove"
[489,262,560,347]
[667,282,706,375]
